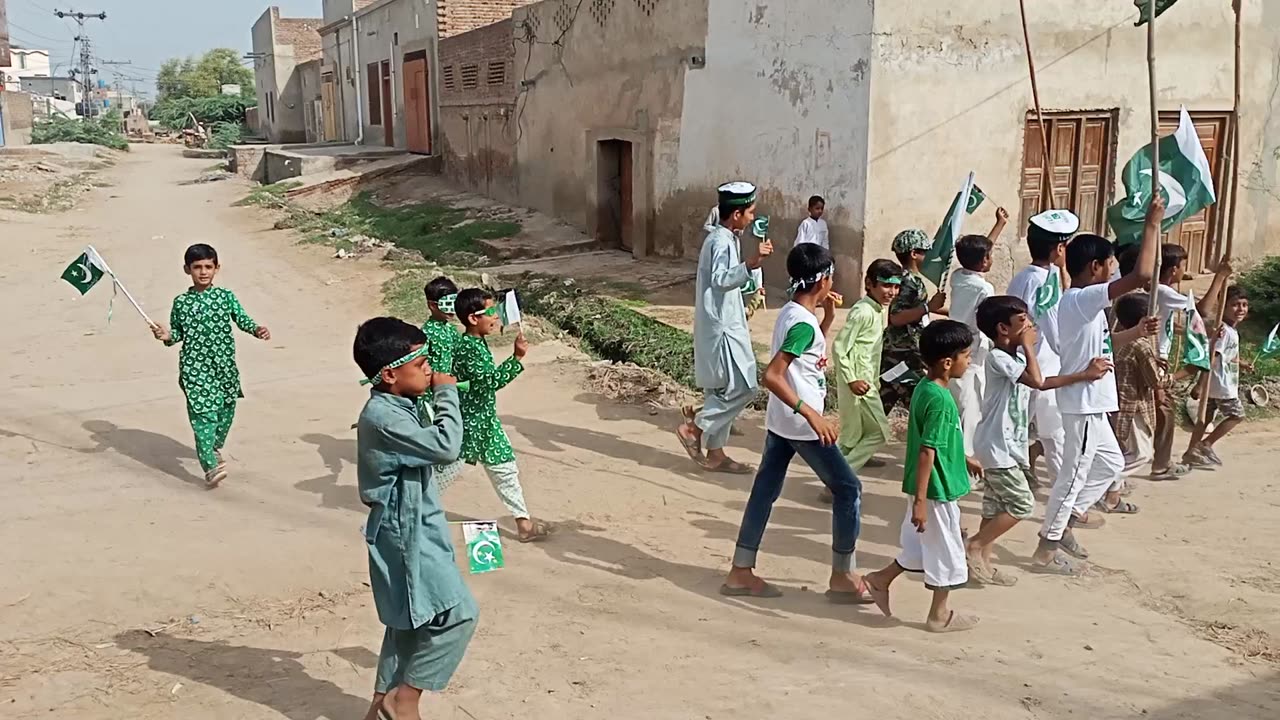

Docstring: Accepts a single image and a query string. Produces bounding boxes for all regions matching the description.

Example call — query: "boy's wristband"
[793,398,804,414]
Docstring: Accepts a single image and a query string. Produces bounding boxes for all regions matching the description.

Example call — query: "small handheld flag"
[922,173,980,287]
[498,289,522,329]
[61,249,106,295]
[1182,290,1211,371]
[463,521,505,574]
[750,215,769,239]
[1261,323,1280,358]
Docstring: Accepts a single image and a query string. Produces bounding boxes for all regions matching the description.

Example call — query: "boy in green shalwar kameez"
[152,244,270,488]
[354,317,478,720]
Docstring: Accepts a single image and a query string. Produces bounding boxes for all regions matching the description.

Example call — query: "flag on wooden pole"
[922,173,981,286]
[1134,0,1180,25]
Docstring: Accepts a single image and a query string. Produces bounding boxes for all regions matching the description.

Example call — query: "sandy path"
[0,146,1276,719]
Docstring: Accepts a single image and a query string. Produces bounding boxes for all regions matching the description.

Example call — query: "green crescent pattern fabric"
[452,334,524,465]
[165,287,258,415]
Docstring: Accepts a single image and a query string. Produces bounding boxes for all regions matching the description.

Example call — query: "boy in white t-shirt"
[948,220,1005,456]
[1034,195,1163,570]
[1184,285,1252,465]
[721,243,872,605]
[965,296,1110,581]
[794,195,830,249]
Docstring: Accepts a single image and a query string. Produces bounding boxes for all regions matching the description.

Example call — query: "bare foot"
[863,572,892,617]
[827,571,865,594]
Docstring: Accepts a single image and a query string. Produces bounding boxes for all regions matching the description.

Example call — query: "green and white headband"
[435,293,458,316]
[359,346,426,386]
[787,263,834,297]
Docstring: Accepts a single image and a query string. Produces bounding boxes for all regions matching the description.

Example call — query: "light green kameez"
[833,296,892,470]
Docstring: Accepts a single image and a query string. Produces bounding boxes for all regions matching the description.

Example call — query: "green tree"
[154,49,251,101]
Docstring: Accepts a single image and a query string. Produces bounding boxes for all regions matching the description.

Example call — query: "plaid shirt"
[1114,339,1162,446]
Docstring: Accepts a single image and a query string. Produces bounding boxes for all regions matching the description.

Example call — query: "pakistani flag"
[1134,0,1180,26]
[750,215,769,239]
[1260,323,1280,359]
[1033,271,1062,318]
[462,521,505,574]
[61,248,107,295]
[498,289,521,328]
[1108,106,1216,246]
[1182,290,1211,371]
[922,173,983,286]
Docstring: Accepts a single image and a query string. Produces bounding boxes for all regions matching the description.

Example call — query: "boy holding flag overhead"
[150,244,270,488]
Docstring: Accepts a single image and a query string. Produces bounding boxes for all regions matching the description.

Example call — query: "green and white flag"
[922,173,982,286]
[60,247,107,295]
[1182,290,1211,371]
[1260,322,1280,359]
[463,521,505,574]
[1107,106,1216,247]
[1033,271,1062,318]
[498,289,521,328]
[1134,0,1180,26]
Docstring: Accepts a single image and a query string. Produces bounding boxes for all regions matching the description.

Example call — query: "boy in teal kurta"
[451,288,551,543]
[354,316,477,720]
[152,244,270,488]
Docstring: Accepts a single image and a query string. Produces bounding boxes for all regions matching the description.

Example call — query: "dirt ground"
[2,144,1278,719]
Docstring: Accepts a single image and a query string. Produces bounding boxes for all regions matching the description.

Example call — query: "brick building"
[251,7,323,143]
[437,19,516,201]
[436,0,535,38]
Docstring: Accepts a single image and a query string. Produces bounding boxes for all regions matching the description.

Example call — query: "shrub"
[1238,256,1280,328]
[207,122,244,150]
[150,95,249,130]
[31,114,128,151]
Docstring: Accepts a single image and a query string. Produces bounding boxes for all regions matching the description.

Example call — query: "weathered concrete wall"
[865,1,1280,290]
[229,144,268,182]
[676,0,874,292]
[438,19,517,202]
[513,0,708,257]
[354,0,440,150]
[252,8,323,145]
[298,59,323,143]
[0,90,34,146]
[320,23,357,142]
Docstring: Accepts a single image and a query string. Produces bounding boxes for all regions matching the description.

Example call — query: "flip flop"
[719,581,783,598]
[1058,531,1089,560]
[681,404,697,422]
[675,428,702,462]
[926,610,980,633]
[704,459,754,475]
[1151,464,1190,481]
[1096,499,1140,515]
[518,520,553,543]
[1030,553,1082,576]
[824,585,876,605]
[204,465,228,489]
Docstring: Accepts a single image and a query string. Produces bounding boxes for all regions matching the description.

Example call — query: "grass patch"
[236,180,302,207]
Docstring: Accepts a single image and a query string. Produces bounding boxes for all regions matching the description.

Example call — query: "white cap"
[1029,209,1080,236]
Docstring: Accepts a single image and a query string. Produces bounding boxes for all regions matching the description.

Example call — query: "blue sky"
[5,0,319,97]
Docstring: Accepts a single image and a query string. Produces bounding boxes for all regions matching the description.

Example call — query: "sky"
[5,0,319,98]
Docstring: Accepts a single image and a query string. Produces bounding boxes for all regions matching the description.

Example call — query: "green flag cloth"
[463,521,505,574]
[1033,271,1061,318]
[750,215,769,239]
[1135,0,1180,26]
[1108,106,1216,247]
[60,248,106,295]
[1182,290,1211,371]
[922,174,982,286]
[498,289,521,328]
[1260,323,1280,359]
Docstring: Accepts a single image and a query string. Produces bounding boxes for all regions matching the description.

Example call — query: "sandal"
[1058,531,1089,560]
[824,581,876,605]
[1096,499,1140,515]
[926,610,980,633]
[704,459,754,475]
[1030,553,1083,576]
[719,581,784,598]
[675,427,702,462]
[1151,464,1190,481]
[518,519,553,543]
[987,568,1018,587]
[205,464,228,489]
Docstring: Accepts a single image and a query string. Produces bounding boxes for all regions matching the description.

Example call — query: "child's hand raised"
[513,333,529,359]
[927,291,947,313]
[431,371,457,388]
[152,324,171,343]
[254,326,271,341]
[1138,316,1159,337]
[995,206,1010,224]
[1085,357,1113,379]
[1020,324,1039,349]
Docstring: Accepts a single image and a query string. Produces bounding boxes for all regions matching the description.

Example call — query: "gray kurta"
[694,226,759,393]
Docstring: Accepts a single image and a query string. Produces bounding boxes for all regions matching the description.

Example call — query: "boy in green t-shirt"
[865,319,983,633]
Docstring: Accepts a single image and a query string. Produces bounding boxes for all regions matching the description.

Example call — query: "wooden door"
[402,53,431,154]
[1018,112,1116,235]
[1158,111,1229,274]
[380,60,394,147]
[321,77,338,141]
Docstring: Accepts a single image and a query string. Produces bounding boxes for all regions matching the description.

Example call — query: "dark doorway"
[597,139,633,251]
[380,60,394,147]
[403,50,431,154]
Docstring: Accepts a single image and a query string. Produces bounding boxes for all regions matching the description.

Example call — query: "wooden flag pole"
[1018,0,1057,203]
[1144,0,1163,328]
[1197,0,1244,426]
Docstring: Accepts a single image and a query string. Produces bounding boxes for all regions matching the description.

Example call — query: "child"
[948,234,995,455]
[721,243,870,603]
[863,320,983,632]
[152,243,270,488]
[353,317,477,720]
[966,296,1110,582]
[880,229,948,413]
[833,259,902,475]
[452,288,551,542]
[1006,209,1077,487]
[422,276,461,374]
[1035,195,1163,569]
[1184,285,1252,466]
[794,195,829,249]
[1112,292,1165,481]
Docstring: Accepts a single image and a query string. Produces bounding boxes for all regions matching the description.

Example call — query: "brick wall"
[276,17,324,62]
[438,18,515,105]
[437,18,517,204]
[437,0,535,38]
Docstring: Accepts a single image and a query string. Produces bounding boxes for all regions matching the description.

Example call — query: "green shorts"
[374,591,479,693]
[982,466,1036,520]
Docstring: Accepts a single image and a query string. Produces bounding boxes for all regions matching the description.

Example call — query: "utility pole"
[101,59,131,118]
[54,9,106,118]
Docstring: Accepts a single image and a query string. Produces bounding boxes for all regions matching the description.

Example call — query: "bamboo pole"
[1145,0,1162,327]
[1197,0,1243,426]
[1018,0,1057,204]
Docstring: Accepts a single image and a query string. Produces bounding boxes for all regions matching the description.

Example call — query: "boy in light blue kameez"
[354,317,478,720]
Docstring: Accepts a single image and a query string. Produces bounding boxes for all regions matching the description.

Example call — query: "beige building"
[251,7,323,144]
[433,0,1280,293]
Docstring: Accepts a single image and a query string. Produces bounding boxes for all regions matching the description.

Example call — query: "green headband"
[435,293,458,315]
[360,346,426,386]
[875,275,903,285]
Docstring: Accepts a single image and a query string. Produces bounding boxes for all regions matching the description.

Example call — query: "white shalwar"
[1007,264,1065,479]
[895,497,968,590]
[948,269,993,455]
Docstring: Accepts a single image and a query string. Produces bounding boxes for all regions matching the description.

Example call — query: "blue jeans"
[733,431,863,573]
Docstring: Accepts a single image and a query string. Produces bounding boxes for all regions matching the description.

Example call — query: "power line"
[53,9,108,118]
[6,20,73,44]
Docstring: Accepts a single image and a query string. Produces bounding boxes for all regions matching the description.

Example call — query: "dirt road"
[1,145,1277,719]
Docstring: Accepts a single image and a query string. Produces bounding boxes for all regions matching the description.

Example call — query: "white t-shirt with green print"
[766,301,827,441]
[1056,283,1118,415]
[976,347,1030,470]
